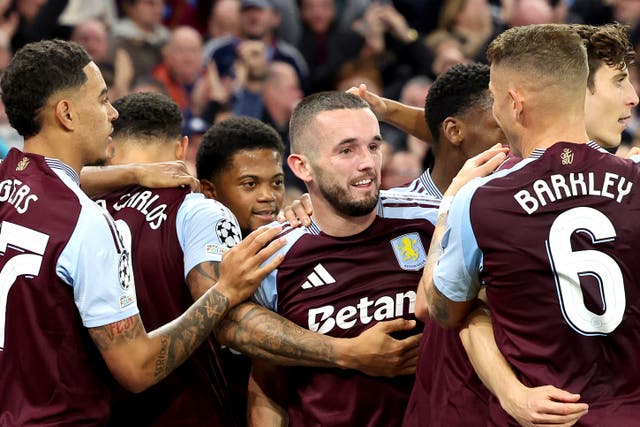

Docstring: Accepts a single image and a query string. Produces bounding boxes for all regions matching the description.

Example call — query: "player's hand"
[346,84,388,121]
[276,193,313,227]
[344,318,422,377]
[216,226,286,307]
[134,161,200,192]
[445,143,509,196]
[501,384,589,427]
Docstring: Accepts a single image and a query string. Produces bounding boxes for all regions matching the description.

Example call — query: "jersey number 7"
[0,221,49,350]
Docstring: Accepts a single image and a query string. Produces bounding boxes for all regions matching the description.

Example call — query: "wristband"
[438,195,454,215]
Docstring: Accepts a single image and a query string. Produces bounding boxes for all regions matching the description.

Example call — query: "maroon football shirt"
[97,185,235,427]
[257,210,435,427]
[468,143,640,425]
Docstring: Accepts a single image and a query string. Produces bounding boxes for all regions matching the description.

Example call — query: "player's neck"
[430,148,465,194]
[311,196,377,238]
[109,144,179,165]
[517,114,589,158]
[23,132,84,175]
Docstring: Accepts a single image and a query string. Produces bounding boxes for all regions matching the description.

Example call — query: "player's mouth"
[252,209,277,222]
[351,176,376,189]
[618,115,632,127]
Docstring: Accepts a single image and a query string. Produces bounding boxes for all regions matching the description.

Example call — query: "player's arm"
[248,359,289,426]
[346,83,432,142]
[88,226,285,393]
[460,304,589,427]
[416,145,508,327]
[217,302,420,376]
[80,161,199,196]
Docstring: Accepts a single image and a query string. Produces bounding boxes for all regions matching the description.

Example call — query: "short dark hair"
[425,63,490,142]
[487,24,587,93]
[196,116,285,181]
[1,39,92,139]
[571,23,635,93]
[112,92,183,141]
[289,91,369,154]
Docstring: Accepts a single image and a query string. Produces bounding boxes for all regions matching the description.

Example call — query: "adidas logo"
[301,264,336,289]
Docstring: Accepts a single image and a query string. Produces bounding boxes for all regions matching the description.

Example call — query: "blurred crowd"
[0,0,638,197]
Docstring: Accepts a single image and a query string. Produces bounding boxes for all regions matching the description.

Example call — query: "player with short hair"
[0,39,284,425]
[197,116,286,237]
[421,23,640,426]
[247,91,445,426]
[95,91,243,426]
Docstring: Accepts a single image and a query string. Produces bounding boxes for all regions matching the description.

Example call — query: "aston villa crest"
[391,233,427,271]
[561,148,574,165]
[16,157,29,171]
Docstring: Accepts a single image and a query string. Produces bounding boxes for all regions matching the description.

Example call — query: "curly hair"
[112,92,183,142]
[1,39,92,139]
[196,116,285,181]
[425,63,491,142]
[571,23,635,92]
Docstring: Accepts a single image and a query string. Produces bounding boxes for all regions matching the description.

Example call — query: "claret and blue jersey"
[434,141,640,425]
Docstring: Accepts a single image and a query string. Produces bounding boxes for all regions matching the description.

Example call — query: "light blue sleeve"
[251,225,308,312]
[432,181,484,302]
[56,201,139,328]
[176,193,242,279]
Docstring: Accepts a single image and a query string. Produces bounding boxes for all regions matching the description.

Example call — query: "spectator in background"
[10,0,72,52]
[58,0,118,28]
[352,0,434,99]
[297,0,368,93]
[233,55,304,194]
[71,18,134,100]
[202,0,308,91]
[152,25,204,113]
[381,150,422,189]
[382,75,432,156]
[113,0,170,79]
[207,0,240,39]
[434,0,506,64]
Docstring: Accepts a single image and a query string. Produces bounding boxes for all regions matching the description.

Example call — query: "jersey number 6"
[546,206,625,336]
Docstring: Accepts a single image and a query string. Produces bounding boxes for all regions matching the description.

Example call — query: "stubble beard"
[316,171,379,217]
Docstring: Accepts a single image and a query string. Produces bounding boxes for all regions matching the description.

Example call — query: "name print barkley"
[514,171,633,214]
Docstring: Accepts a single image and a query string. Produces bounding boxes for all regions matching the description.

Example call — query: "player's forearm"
[90,286,231,393]
[216,302,346,368]
[248,360,289,427]
[460,305,521,403]
[80,165,138,196]
[382,100,432,143]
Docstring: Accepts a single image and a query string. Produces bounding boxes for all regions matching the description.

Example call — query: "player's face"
[310,108,382,217]
[462,98,507,157]
[213,148,284,235]
[489,65,520,154]
[75,62,119,166]
[585,63,638,148]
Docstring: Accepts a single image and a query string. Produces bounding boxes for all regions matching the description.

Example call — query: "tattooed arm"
[417,145,507,328]
[216,302,421,376]
[88,225,285,393]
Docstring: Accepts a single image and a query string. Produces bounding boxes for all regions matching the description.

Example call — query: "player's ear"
[55,98,75,131]
[174,136,189,161]
[442,117,463,147]
[288,153,312,182]
[200,178,217,199]
[509,89,524,123]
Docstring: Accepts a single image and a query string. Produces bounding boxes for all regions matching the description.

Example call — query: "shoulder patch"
[216,218,241,248]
